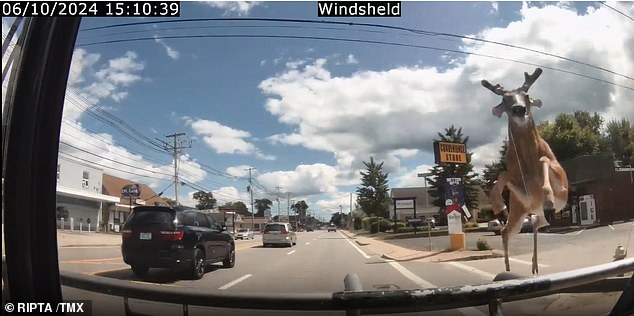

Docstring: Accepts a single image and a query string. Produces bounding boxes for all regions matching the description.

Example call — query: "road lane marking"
[385,261,486,316]
[574,229,585,236]
[386,261,435,288]
[305,242,311,245]
[340,232,370,259]
[218,274,252,290]
[509,257,550,267]
[609,225,615,231]
[287,250,296,255]
[131,280,182,287]
[447,262,496,280]
[61,257,123,264]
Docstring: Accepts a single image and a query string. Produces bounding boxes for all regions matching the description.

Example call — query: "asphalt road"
[57,227,633,316]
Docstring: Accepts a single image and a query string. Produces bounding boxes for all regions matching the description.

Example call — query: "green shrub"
[463,222,479,228]
[378,218,392,232]
[369,221,379,234]
[396,226,430,233]
[476,238,491,250]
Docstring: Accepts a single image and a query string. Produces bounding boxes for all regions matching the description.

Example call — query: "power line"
[77,33,633,91]
[78,17,633,82]
[600,2,634,21]
[58,152,171,181]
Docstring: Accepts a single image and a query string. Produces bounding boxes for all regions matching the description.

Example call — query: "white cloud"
[213,186,249,205]
[69,50,144,104]
[256,164,339,197]
[204,1,261,16]
[260,3,634,182]
[226,165,253,178]
[154,36,181,60]
[346,54,359,65]
[489,2,499,14]
[260,60,266,66]
[186,118,275,160]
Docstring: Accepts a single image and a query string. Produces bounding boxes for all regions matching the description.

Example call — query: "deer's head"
[482,68,543,126]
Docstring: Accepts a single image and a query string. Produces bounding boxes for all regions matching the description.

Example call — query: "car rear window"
[264,224,286,232]
[125,209,175,229]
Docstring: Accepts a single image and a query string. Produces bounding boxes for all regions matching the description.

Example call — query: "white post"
[88,223,91,232]
[79,221,83,232]
[70,217,74,232]
[60,218,64,230]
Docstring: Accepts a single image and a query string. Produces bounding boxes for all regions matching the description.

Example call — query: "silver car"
[262,222,297,247]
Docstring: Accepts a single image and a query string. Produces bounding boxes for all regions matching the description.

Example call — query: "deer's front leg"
[539,156,556,209]
[489,172,509,215]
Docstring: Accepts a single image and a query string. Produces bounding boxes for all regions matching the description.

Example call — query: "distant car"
[327,224,337,232]
[488,219,503,235]
[121,206,235,280]
[235,228,254,240]
[306,226,314,232]
[262,222,297,247]
[488,216,534,235]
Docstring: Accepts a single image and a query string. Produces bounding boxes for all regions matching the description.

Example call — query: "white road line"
[574,229,585,236]
[287,250,296,255]
[609,225,615,231]
[387,261,435,288]
[305,242,311,245]
[340,232,370,259]
[509,257,550,267]
[446,262,496,280]
[218,274,252,290]
[386,261,486,316]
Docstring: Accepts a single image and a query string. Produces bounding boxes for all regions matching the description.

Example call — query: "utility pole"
[275,185,282,220]
[246,167,255,231]
[162,132,191,205]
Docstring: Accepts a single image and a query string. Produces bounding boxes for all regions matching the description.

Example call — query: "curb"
[381,250,446,262]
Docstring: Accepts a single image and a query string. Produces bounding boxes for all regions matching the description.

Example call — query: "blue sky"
[4,1,632,220]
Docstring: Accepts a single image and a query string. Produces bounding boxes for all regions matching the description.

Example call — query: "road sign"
[121,184,141,198]
[434,141,467,164]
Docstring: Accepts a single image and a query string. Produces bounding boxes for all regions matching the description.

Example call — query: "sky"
[3,1,633,221]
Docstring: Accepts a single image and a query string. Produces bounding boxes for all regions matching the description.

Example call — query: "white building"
[56,156,119,231]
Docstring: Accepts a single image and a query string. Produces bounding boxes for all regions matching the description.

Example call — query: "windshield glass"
[2,2,633,315]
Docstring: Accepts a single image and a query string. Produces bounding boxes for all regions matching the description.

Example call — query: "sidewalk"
[56,229,122,247]
[341,230,501,262]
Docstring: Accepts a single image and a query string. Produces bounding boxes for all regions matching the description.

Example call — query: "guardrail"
[48,258,634,316]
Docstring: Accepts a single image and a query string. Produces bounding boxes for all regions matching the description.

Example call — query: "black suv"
[121,206,235,279]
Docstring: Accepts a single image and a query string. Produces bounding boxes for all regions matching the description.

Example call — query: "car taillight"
[280,230,288,235]
[160,231,184,241]
[122,230,132,239]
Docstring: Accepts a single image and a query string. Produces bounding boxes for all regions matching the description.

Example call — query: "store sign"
[434,141,467,164]
[121,184,141,198]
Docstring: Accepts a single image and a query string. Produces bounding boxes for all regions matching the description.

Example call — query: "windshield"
[2,2,633,315]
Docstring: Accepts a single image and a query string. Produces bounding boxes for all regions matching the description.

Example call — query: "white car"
[235,228,254,240]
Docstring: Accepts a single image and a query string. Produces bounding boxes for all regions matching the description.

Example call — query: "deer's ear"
[532,98,542,108]
[492,103,506,118]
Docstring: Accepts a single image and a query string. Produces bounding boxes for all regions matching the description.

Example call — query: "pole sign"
[443,178,466,234]
[434,141,467,164]
[121,184,141,198]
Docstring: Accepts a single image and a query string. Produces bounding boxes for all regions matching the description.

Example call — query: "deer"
[481,68,569,274]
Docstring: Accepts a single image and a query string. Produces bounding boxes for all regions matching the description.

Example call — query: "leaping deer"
[482,68,569,274]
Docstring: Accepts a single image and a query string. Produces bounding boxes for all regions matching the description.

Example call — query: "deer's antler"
[520,68,543,92]
[481,80,506,96]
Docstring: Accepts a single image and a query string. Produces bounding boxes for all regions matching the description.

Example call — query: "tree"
[538,110,603,162]
[603,119,634,167]
[356,157,391,218]
[56,206,69,220]
[220,201,250,216]
[254,198,272,217]
[427,126,480,223]
[481,141,510,212]
[291,200,309,221]
[192,190,216,210]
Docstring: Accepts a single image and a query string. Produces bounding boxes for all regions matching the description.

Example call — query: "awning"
[57,186,120,203]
